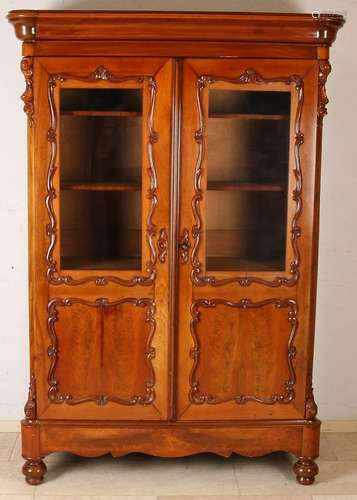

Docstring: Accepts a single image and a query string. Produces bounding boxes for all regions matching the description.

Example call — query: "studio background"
[0,0,356,427]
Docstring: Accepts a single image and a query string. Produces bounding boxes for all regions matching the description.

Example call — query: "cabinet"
[8,10,344,486]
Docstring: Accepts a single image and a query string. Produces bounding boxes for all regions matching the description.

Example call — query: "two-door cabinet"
[8,10,344,485]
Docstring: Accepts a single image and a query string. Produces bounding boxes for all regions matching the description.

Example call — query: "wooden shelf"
[206,256,284,272]
[61,256,141,271]
[61,181,141,192]
[61,110,142,117]
[207,181,284,192]
[209,113,289,120]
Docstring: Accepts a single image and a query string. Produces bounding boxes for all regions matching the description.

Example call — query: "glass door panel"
[206,89,290,272]
[59,88,143,271]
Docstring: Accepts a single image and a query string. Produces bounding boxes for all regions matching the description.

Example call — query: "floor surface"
[0,432,356,499]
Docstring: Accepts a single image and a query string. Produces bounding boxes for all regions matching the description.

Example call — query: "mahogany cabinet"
[8,10,344,485]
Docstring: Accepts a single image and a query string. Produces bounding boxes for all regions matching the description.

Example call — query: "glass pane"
[60,191,141,270]
[206,89,290,271]
[59,88,142,270]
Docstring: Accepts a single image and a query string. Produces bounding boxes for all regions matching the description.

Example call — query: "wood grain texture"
[188,299,297,407]
[32,41,319,59]
[31,418,321,459]
[46,298,156,407]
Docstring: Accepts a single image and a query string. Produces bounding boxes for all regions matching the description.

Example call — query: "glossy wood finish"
[8,10,344,486]
[8,10,344,45]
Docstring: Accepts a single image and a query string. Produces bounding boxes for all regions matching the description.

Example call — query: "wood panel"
[29,41,320,60]
[36,419,320,459]
[47,298,155,407]
[189,300,297,406]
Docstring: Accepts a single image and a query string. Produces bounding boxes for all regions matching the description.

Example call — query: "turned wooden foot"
[22,459,47,485]
[293,457,319,485]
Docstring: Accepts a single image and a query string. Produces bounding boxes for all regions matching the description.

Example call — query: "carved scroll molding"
[24,374,36,421]
[191,68,304,288]
[20,57,34,127]
[179,228,191,264]
[47,297,156,406]
[305,373,318,419]
[46,66,158,286]
[157,228,168,264]
[318,60,332,126]
[189,298,298,405]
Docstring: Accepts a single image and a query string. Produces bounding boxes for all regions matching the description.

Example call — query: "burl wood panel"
[190,300,296,405]
[47,298,155,407]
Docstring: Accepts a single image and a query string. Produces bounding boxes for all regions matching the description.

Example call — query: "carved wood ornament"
[318,60,332,126]
[46,66,159,286]
[47,297,156,406]
[20,57,34,126]
[157,228,168,263]
[305,374,318,419]
[24,374,36,421]
[179,228,191,264]
[191,68,304,287]
[189,298,298,405]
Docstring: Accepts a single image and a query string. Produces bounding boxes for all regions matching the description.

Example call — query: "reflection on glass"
[206,89,291,271]
[59,88,142,270]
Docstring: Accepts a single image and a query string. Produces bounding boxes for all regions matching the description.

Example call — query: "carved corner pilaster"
[318,60,332,126]
[24,375,36,422]
[305,374,318,420]
[20,56,34,127]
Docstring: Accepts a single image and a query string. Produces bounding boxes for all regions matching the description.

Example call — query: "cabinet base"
[21,418,320,484]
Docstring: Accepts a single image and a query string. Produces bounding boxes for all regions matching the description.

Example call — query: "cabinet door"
[31,58,172,420]
[177,59,318,420]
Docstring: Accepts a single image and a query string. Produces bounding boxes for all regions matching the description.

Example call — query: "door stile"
[168,58,183,421]
[147,59,174,419]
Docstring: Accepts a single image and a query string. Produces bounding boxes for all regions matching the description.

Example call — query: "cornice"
[7,10,36,42]
[7,10,345,46]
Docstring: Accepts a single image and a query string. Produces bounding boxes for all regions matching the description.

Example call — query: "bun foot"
[293,457,319,485]
[22,459,47,485]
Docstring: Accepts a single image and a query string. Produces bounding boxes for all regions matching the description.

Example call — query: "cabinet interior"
[206,89,291,271]
[59,88,143,270]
